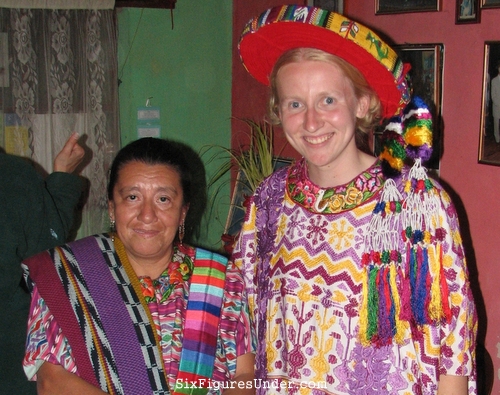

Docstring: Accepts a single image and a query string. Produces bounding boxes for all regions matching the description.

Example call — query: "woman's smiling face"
[276,59,368,173]
[109,160,187,267]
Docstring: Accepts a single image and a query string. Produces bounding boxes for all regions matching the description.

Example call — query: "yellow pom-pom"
[404,125,432,147]
[380,150,404,171]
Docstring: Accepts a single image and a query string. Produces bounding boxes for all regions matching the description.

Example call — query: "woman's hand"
[37,362,107,395]
[437,374,469,395]
[222,352,255,395]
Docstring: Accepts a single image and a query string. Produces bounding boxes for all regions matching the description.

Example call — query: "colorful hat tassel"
[360,178,408,346]
[361,96,451,347]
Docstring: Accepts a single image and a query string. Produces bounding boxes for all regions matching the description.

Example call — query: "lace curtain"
[0,7,120,238]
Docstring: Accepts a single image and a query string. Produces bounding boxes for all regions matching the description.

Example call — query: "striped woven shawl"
[24,234,228,395]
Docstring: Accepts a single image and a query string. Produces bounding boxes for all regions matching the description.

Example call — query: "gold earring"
[178,222,185,245]
[110,219,116,242]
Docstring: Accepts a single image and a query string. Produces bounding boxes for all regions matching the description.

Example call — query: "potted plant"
[203,118,286,254]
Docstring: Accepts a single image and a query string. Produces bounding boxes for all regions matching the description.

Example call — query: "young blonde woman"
[233,5,477,395]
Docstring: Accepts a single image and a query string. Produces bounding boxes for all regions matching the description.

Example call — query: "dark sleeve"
[0,155,82,284]
[14,165,83,260]
[41,171,84,245]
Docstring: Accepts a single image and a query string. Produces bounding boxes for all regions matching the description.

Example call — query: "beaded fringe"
[360,178,408,346]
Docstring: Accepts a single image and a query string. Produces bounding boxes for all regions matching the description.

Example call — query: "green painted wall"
[116,1,232,251]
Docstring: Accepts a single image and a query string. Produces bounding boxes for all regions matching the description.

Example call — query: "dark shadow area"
[476,343,494,395]
[170,140,208,247]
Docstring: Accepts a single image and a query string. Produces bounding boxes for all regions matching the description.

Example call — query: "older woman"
[22,137,255,395]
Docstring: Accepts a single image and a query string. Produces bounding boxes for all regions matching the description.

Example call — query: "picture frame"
[223,158,292,238]
[223,170,252,239]
[308,0,344,13]
[478,41,500,166]
[456,0,481,23]
[481,0,500,8]
[375,0,439,14]
[374,44,444,172]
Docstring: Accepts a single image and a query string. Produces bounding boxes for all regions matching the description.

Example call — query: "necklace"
[139,244,194,304]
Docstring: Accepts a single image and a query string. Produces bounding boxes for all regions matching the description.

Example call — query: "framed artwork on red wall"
[456,0,481,23]
[375,0,440,14]
[308,0,343,13]
[481,0,500,8]
[478,41,500,166]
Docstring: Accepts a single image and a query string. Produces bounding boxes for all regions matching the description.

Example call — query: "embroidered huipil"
[232,159,477,395]
[24,243,254,394]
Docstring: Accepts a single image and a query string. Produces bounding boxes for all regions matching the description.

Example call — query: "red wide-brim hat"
[238,5,411,119]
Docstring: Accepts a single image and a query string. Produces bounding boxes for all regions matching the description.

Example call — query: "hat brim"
[238,9,408,119]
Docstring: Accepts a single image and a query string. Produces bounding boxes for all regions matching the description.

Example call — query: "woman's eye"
[290,101,300,109]
[325,96,334,105]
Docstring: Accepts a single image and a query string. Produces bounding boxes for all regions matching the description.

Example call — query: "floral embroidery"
[139,244,194,304]
[286,158,385,214]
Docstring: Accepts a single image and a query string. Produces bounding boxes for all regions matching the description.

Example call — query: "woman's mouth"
[304,133,333,145]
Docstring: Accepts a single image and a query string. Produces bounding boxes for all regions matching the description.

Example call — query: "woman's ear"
[182,204,190,223]
[108,200,115,221]
[356,95,370,118]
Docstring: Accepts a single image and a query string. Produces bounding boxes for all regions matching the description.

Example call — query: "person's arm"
[217,259,257,395]
[25,286,106,395]
[223,352,255,395]
[437,374,469,395]
[433,185,476,394]
[42,132,86,244]
[36,362,107,395]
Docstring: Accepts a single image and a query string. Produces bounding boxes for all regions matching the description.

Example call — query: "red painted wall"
[232,0,304,160]
[232,1,500,393]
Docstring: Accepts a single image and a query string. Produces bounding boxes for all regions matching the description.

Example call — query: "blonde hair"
[268,48,382,140]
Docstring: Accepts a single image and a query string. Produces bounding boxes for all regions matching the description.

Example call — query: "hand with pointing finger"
[53,132,86,174]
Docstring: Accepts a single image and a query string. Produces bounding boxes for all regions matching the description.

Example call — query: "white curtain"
[0,7,120,238]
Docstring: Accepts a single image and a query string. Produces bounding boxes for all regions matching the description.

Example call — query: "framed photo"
[375,0,440,14]
[481,0,500,8]
[456,0,480,23]
[308,0,343,13]
[223,170,252,238]
[374,44,444,172]
[478,42,500,166]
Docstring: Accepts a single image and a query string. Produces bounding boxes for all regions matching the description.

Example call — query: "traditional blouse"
[24,243,255,394]
[232,158,477,395]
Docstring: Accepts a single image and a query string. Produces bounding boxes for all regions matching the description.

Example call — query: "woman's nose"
[303,106,323,133]
[138,200,156,223]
